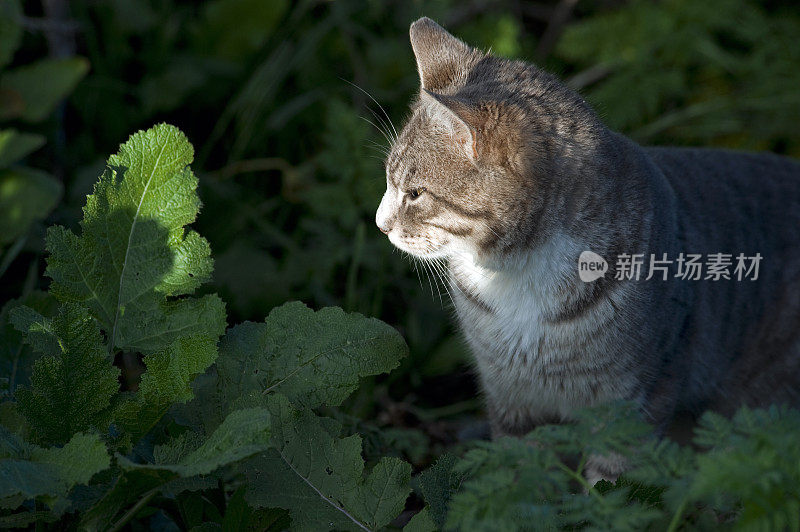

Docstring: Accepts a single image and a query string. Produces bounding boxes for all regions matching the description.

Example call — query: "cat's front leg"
[485,396,545,438]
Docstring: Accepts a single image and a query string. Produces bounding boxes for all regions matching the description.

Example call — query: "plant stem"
[666,497,689,532]
[556,461,606,504]
[108,487,159,532]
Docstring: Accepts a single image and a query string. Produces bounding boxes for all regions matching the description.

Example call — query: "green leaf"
[0,57,89,122]
[10,303,120,445]
[0,431,109,511]
[0,167,62,247]
[45,123,225,355]
[221,487,291,532]
[0,291,58,399]
[0,0,22,68]
[210,301,407,419]
[0,129,46,168]
[119,407,271,478]
[114,334,220,441]
[404,508,437,532]
[245,394,411,531]
[417,454,462,529]
[78,467,169,531]
[82,408,271,531]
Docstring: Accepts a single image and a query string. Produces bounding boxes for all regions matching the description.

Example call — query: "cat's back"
[645,146,800,254]
[643,146,800,411]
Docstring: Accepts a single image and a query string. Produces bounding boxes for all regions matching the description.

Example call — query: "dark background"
[2,0,800,467]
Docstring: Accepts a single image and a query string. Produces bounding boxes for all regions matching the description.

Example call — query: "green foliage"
[0,124,411,529]
[211,301,408,413]
[10,303,120,446]
[45,124,225,355]
[0,291,58,401]
[245,394,411,532]
[118,407,272,478]
[0,57,90,123]
[0,0,22,69]
[2,1,800,530]
[0,169,61,249]
[557,0,800,153]
[0,429,109,525]
[0,0,84,272]
[406,402,800,531]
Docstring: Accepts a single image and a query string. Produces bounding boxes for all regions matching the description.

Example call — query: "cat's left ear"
[410,17,476,92]
[422,89,480,164]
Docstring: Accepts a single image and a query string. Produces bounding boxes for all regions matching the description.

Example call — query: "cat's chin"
[387,232,451,260]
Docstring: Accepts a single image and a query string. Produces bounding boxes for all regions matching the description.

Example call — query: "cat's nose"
[376,190,395,234]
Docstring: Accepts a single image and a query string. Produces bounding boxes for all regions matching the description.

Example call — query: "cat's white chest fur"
[448,236,622,430]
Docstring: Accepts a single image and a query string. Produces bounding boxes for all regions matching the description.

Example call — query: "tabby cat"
[376,18,800,456]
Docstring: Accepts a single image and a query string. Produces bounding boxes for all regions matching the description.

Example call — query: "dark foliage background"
[2,0,800,485]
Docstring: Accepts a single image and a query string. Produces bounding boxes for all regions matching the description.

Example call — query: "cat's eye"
[408,187,426,200]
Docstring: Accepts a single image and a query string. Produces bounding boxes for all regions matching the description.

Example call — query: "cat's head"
[376,17,601,261]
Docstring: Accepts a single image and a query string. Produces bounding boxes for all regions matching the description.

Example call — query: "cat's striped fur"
[376,18,800,445]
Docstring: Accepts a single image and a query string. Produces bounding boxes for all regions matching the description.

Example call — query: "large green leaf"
[207,301,406,420]
[82,408,271,531]
[0,167,62,247]
[0,429,109,514]
[10,304,120,446]
[44,123,226,355]
[245,395,411,531]
[119,407,270,477]
[0,57,89,122]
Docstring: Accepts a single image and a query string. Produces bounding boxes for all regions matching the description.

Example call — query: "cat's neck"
[447,132,676,318]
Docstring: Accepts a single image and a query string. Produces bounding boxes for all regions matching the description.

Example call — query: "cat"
[376,17,800,458]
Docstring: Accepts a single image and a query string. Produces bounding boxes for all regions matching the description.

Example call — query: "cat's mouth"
[388,231,450,259]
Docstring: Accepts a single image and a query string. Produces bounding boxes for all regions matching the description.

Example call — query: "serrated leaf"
[114,334,220,440]
[213,301,407,415]
[119,407,271,478]
[10,303,120,445]
[0,57,89,122]
[417,454,462,529]
[0,129,46,167]
[0,167,62,247]
[45,123,225,356]
[0,431,109,512]
[82,408,271,531]
[245,394,411,531]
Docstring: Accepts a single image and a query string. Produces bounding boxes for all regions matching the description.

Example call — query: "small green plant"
[0,124,410,530]
[408,403,800,531]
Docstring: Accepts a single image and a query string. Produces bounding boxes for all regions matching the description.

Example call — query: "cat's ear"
[410,17,474,92]
[421,89,480,164]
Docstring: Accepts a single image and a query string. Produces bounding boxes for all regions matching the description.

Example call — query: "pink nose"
[378,224,390,234]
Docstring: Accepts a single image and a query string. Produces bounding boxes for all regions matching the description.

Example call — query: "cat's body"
[377,18,800,441]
